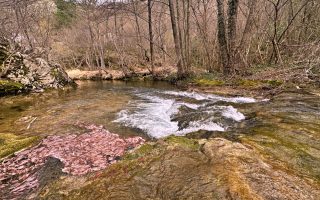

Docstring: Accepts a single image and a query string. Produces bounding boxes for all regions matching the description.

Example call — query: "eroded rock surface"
[38,137,320,200]
[203,138,320,200]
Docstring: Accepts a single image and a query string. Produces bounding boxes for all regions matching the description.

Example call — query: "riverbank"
[66,66,176,81]
[65,63,320,99]
[181,64,320,99]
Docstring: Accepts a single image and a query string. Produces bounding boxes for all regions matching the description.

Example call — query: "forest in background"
[0,0,319,79]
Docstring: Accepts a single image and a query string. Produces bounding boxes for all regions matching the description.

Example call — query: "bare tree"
[147,0,154,74]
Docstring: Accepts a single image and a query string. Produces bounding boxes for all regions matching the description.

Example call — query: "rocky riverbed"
[1,81,320,199]
[37,137,320,200]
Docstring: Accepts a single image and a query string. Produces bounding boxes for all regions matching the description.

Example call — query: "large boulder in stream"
[0,38,73,95]
[37,137,320,200]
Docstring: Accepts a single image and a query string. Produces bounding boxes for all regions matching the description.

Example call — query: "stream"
[1,81,320,188]
[0,81,257,139]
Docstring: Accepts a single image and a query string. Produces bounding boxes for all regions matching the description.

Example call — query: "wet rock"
[38,137,320,200]
[39,137,218,200]
[37,157,65,187]
[203,138,320,200]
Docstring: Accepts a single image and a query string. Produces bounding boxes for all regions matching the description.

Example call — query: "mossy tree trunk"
[216,0,239,76]
[216,0,230,75]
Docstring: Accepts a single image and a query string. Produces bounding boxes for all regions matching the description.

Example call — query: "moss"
[165,136,200,151]
[0,80,25,96]
[136,143,155,155]
[241,121,320,182]
[123,143,157,161]
[195,79,225,86]
[236,79,283,88]
[266,80,283,87]
[0,133,40,159]
[51,68,62,80]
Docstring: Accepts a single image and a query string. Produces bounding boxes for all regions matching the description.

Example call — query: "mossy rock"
[123,143,157,160]
[38,137,213,200]
[164,135,200,151]
[0,133,40,159]
[0,80,25,96]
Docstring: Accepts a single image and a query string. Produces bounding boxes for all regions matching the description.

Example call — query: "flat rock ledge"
[37,137,320,200]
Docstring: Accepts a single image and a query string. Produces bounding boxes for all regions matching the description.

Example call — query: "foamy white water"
[221,106,246,121]
[114,90,254,138]
[114,94,180,138]
[163,91,256,103]
[176,121,225,135]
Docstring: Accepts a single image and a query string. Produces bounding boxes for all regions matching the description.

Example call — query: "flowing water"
[0,81,257,139]
[1,81,320,183]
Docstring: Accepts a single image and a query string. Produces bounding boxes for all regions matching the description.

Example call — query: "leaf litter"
[0,123,145,199]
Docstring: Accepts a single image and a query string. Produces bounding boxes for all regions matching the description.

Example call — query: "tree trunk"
[168,0,184,77]
[147,0,154,74]
[227,0,239,72]
[239,0,257,66]
[216,0,230,75]
[132,0,144,60]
